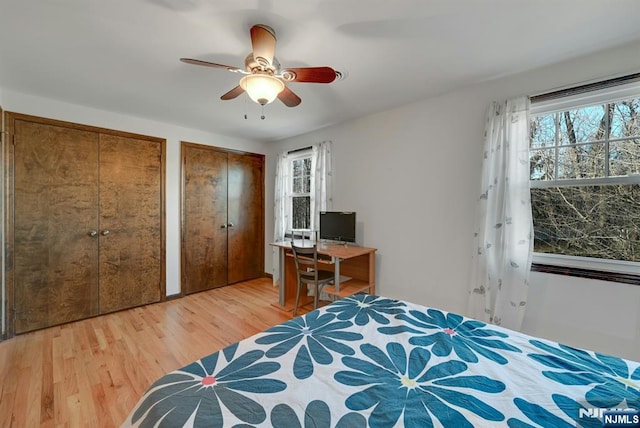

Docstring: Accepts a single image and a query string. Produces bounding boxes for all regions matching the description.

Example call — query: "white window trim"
[531,79,640,115]
[286,149,312,233]
[531,81,640,277]
[530,175,640,189]
[532,253,640,276]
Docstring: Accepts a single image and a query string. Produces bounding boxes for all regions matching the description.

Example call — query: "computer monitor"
[319,211,356,243]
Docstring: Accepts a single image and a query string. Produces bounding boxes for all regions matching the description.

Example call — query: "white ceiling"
[1,0,640,142]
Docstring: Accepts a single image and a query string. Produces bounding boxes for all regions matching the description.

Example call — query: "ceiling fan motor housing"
[244,54,279,74]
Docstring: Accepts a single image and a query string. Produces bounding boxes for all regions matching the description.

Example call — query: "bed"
[122,294,640,427]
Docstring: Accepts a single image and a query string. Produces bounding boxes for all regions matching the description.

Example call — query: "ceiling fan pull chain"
[261,104,266,120]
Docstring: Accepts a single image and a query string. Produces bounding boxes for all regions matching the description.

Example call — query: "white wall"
[266,95,484,314]
[1,89,269,298]
[267,40,640,361]
[524,272,640,360]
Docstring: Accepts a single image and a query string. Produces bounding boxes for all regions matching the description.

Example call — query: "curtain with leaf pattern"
[310,141,333,233]
[272,151,290,286]
[468,96,533,330]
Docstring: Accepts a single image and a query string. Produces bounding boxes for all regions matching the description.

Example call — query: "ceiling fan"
[180,24,339,107]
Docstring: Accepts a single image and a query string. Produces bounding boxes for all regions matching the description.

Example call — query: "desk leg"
[279,247,286,306]
[334,258,341,293]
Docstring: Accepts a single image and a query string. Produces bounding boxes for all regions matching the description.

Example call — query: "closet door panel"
[14,120,100,333]
[98,134,162,313]
[183,145,228,293]
[227,152,264,284]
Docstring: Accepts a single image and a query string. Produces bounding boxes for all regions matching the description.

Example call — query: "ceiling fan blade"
[250,24,276,67]
[282,67,337,83]
[180,58,243,73]
[278,86,301,107]
[220,85,245,100]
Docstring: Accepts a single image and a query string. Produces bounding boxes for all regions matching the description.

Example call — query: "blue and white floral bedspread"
[123,294,640,427]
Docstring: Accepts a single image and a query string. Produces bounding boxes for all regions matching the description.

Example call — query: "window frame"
[285,149,313,234]
[529,80,640,281]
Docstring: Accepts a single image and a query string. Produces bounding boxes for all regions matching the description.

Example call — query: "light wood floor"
[0,278,294,428]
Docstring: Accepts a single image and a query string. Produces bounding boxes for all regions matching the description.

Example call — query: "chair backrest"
[291,244,320,283]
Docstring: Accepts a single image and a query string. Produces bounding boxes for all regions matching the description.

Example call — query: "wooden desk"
[271,241,377,311]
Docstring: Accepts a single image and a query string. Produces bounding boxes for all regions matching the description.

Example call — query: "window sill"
[285,230,315,240]
[531,263,640,286]
[531,253,640,286]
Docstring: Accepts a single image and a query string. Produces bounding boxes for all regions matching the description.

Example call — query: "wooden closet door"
[98,134,162,313]
[227,152,264,284]
[182,145,229,293]
[13,120,100,333]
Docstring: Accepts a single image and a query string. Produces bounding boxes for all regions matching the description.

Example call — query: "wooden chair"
[291,244,334,316]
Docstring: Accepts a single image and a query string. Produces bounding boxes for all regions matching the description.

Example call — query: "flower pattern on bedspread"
[528,339,640,409]
[130,343,285,427]
[378,307,521,364]
[269,400,366,428]
[335,342,506,428]
[254,310,363,379]
[325,294,406,325]
[123,294,640,428]
[507,395,602,428]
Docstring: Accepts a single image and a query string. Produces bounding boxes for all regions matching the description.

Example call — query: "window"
[529,83,640,276]
[287,151,312,231]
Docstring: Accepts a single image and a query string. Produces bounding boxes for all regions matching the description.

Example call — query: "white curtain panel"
[310,141,334,233]
[272,142,333,287]
[468,96,533,330]
[272,151,290,286]
[311,141,333,301]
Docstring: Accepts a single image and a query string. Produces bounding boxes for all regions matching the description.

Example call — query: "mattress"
[122,294,640,427]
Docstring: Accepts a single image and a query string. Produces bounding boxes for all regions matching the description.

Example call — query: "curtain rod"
[530,72,640,104]
[288,146,312,154]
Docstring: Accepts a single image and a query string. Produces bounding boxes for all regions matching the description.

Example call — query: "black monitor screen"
[319,211,356,243]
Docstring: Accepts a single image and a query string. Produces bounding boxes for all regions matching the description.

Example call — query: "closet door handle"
[228,222,235,228]
[101,229,110,236]
[220,224,227,229]
[88,230,98,237]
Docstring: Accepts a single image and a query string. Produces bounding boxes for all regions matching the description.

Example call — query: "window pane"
[293,177,303,193]
[531,185,640,262]
[557,143,605,179]
[530,148,555,180]
[292,196,311,229]
[303,158,311,175]
[559,105,609,145]
[610,139,640,176]
[610,98,640,138]
[530,114,556,148]
[292,159,303,177]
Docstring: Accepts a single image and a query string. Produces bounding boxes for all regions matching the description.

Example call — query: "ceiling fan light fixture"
[239,74,284,105]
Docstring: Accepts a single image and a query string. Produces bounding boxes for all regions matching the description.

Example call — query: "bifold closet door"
[227,152,264,284]
[183,145,229,293]
[13,120,100,333]
[98,134,163,313]
[10,113,165,335]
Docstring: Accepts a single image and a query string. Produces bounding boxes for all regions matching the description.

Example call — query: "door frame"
[180,142,265,295]
[3,112,167,338]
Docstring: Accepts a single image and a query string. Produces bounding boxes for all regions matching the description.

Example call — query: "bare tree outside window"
[530,97,640,262]
[291,157,311,230]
